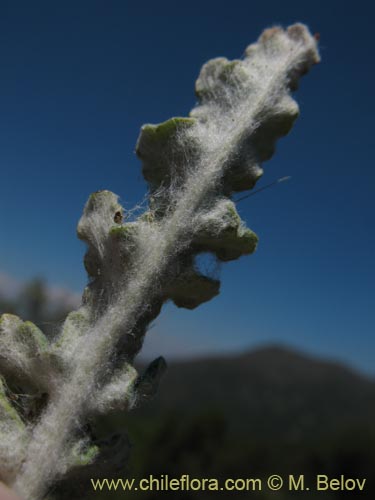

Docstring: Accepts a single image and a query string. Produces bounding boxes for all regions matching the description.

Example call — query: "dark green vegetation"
[98,347,375,500]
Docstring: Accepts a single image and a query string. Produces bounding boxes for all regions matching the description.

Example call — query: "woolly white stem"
[10,26,319,499]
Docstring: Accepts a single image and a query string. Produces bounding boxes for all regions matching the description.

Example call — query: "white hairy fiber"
[0,25,319,499]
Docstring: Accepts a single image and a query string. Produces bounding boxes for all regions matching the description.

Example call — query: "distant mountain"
[97,346,375,500]
[137,345,375,438]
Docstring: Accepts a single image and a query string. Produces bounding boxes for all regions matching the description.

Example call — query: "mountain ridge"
[133,344,375,438]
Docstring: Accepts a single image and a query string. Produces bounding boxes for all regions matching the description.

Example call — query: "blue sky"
[0,1,374,373]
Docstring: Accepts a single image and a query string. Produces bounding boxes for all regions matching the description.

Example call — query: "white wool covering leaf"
[0,24,319,500]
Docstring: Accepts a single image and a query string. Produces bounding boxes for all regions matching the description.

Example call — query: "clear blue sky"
[0,1,374,373]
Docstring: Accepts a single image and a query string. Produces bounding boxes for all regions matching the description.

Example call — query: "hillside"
[93,346,375,499]
[139,346,375,437]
